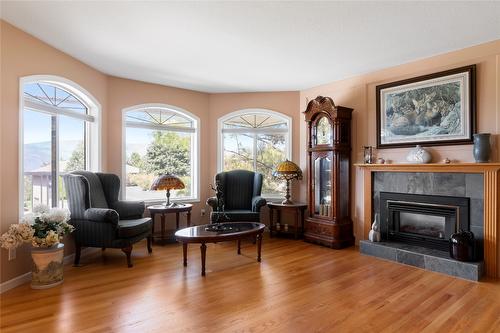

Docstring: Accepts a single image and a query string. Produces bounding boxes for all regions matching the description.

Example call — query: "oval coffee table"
[175,222,265,276]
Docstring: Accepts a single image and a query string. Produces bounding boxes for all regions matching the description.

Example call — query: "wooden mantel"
[355,163,500,278]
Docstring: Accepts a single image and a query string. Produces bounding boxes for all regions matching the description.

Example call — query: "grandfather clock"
[303,96,354,248]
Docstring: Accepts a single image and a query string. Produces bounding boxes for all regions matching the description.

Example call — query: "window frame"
[19,75,101,216]
[121,103,200,204]
[217,109,292,199]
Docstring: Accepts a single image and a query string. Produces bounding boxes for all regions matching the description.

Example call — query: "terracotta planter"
[31,243,64,289]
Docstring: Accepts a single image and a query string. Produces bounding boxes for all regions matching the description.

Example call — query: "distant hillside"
[24,140,81,171]
[24,141,149,171]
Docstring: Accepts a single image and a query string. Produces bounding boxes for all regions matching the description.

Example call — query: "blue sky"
[24,110,84,144]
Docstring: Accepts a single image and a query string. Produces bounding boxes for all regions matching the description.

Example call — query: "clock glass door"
[314,153,332,217]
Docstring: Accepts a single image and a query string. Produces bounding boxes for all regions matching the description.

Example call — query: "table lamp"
[150,174,185,207]
[273,160,303,205]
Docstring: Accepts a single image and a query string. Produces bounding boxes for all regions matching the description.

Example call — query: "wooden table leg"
[294,209,299,240]
[150,213,155,243]
[183,242,188,266]
[237,239,241,255]
[269,208,274,238]
[176,212,180,230]
[161,214,166,242]
[277,210,281,232]
[200,243,207,276]
[257,233,262,262]
[187,210,191,227]
[300,208,305,237]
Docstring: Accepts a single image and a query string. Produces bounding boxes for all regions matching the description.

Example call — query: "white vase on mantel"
[406,145,432,164]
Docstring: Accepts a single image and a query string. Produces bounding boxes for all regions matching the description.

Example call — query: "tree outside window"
[124,106,198,202]
[220,110,291,197]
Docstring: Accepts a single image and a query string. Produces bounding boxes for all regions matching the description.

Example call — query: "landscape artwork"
[376,65,475,148]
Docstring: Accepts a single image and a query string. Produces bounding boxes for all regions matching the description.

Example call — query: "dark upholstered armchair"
[206,170,266,223]
[63,171,152,267]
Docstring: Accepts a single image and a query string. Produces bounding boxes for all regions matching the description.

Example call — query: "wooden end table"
[268,202,307,239]
[147,204,192,243]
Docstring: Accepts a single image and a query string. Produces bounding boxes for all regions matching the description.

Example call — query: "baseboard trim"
[0,271,31,294]
[0,247,99,294]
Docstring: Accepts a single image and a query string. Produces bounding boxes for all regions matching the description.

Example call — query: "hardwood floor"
[1,236,500,332]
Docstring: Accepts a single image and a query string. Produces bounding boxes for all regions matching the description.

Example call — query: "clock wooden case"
[303,96,354,248]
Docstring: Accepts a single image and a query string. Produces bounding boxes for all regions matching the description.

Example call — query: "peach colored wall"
[106,76,211,227]
[0,21,108,283]
[300,39,500,274]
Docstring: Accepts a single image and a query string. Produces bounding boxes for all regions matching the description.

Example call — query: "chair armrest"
[112,200,145,219]
[84,208,119,225]
[206,197,218,211]
[252,196,267,212]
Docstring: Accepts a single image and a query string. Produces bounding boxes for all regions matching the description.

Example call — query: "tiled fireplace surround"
[373,172,485,247]
[363,172,484,280]
[356,163,500,280]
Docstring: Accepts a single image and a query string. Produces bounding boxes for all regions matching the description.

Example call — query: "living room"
[1,2,500,332]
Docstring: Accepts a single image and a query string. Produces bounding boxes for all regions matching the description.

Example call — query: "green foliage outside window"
[224,133,285,196]
[127,131,192,198]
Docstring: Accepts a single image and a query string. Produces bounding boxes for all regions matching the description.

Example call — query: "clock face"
[315,116,332,145]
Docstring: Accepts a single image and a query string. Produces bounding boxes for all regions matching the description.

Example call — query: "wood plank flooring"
[1,236,500,332]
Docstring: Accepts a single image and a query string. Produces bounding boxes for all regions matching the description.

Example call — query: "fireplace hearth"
[380,192,470,251]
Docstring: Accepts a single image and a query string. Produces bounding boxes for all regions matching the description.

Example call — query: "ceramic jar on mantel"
[31,243,65,289]
[473,133,491,163]
[406,145,432,164]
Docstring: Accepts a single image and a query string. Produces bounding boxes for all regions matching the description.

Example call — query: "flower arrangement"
[0,205,74,249]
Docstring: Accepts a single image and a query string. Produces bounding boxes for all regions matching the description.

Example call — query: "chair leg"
[74,243,82,266]
[147,236,153,254]
[122,246,133,268]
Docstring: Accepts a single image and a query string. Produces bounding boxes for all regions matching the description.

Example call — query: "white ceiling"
[1,1,500,93]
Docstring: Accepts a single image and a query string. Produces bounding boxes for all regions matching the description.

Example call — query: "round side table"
[268,202,307,239]
[147,204,192,243]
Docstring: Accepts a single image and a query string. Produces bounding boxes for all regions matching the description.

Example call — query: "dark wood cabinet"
[303,96,354,248]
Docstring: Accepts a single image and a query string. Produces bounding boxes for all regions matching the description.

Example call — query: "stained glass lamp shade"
[150,174,185,207]
[273,160,303,205]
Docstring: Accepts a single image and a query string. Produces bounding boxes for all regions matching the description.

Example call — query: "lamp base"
[281,180,293,205]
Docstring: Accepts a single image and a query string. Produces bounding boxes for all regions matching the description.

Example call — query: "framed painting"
[376,65,476,148]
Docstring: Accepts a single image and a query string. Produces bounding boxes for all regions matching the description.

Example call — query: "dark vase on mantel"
[473,133,491,163]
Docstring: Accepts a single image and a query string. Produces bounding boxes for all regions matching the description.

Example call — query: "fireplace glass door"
[380,192,470,251]
[398,212,446,239]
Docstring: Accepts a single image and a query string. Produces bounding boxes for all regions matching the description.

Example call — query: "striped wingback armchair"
[63,171,152,267]
[206,170,266,223]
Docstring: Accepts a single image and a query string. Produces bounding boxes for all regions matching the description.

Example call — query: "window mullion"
[253,133,257,172]
[51,115,58,208]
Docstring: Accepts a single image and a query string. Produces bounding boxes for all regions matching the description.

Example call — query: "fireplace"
[380,192,470,251]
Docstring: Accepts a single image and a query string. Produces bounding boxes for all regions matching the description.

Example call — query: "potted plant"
[0,205,74,289]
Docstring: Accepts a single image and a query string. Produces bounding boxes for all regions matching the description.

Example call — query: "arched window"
[219,109,291,197]
[20,76,101,214]
[123,104,199,202]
